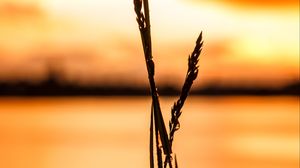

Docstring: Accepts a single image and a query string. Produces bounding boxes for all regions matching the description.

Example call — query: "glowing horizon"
[0,0,298,87]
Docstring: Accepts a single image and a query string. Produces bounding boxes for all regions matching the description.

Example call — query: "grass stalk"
[133,0,203,167]
[168,32,203,148]
[133,0,171,157]
[174,155,178,168]
[150,104,154,168]
[164,32,203,167]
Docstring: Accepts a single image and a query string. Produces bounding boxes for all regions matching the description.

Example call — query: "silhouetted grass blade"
[133,0,203,167]
[150,103,154,168]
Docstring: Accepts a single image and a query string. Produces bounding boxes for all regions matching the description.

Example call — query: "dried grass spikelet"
[133,0,203,167]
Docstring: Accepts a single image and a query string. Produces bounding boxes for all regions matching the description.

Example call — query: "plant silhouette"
[133,0,203,167]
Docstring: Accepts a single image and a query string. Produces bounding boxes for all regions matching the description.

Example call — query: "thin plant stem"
[133,0,203,167]
[133,0,172,157]
[150,104,154,168]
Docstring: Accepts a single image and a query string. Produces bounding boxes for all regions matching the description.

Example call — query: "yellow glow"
[0,0,298,85]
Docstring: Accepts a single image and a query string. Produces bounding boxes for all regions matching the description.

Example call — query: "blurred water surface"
[0,96,299,168]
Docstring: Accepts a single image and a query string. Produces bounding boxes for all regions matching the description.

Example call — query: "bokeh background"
[0,0,298,88]
[0,0,299,168]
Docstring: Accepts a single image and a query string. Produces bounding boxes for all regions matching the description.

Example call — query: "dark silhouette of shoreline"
[0,77,299,96]
[1,62,298,96]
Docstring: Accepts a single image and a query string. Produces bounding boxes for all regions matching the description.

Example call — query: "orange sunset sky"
[0,0,299,88]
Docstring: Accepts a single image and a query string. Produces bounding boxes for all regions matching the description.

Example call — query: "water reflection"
[0,96,299,168]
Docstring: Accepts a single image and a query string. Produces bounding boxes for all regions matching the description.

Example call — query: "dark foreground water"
[0,96,299,168]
